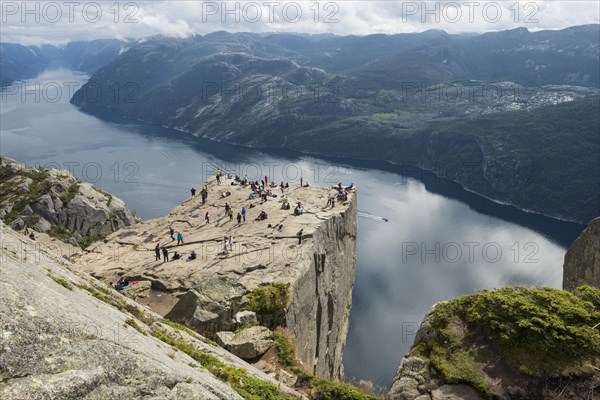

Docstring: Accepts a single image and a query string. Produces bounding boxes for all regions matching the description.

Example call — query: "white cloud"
[0,1,598,45]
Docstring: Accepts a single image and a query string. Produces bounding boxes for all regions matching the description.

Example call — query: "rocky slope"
[77,175,357,381]
[0,221,305,399]
[0,156,138,247]
[564,217,600,291]
[386,287,600,400]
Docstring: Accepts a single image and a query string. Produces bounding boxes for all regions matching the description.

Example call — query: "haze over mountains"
[0,39,128,85]
[69,25,599,223]
[2,25,599,222]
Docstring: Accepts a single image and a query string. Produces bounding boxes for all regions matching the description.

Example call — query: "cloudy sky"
[1,0,599,45]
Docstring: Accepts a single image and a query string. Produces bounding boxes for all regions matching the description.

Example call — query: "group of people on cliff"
[137,174,352,281]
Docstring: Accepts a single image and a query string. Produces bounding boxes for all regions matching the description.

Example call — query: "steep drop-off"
[564,217,600,291]
[77,175,357,382]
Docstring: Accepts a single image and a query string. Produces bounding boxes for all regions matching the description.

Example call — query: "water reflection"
[0,70,584,390]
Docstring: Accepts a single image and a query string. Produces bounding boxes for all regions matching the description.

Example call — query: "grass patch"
[60,183,80,205]
[49,225,72,241]
[297,374,381,400]
[0,166,53,224]
[49,274,73,291]
[151,329,296,400]
[244,284,290,315]
[93,187,113,207]
[270,329,297,369]
[126,318,147,335]
[235,320,259,333]
[416,286,600,398]
[269,328,381,399]
[160,318,196,337]
[77,284,111,303]
[78,233,107,249]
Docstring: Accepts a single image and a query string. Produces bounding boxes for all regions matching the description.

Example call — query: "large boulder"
[563,217,600,290]
[165,276,246,336]
[215,326,274,359]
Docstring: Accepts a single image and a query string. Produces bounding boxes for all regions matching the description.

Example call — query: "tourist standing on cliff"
[205,211,210,224]
[201,187,208,204]
[237,212,242,224]
[228,207,234,221]
[169,225,175,240]
[177,232,184,245]
[241,207,247,222]
[224,202,230,217]
[191,187,196,197]
[228,236,234,251]
[216,169,222,184]
[297,229,303,244]
[300,176,303,187]
[155,243,161,261]
[162,247,169,262]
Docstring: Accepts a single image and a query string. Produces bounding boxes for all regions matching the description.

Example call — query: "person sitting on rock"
[281,197,290,210]
[187,250,197,261]
[114,276,130,290]
[294,202,304,216]
[255,211,268,221]
[172,252,181,260]
[29,232,35,241]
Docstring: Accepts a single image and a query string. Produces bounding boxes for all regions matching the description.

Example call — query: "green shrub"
[270,329,297,368]
[244,284,290,317]
[78,233,107,249]
[151,329,294,400]
[60,183,80,204]
[419,286,600,398]
[297,374,380,400]
[49,225,72,240]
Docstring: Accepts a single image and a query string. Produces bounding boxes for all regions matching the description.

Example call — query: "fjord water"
[1,70,583,390]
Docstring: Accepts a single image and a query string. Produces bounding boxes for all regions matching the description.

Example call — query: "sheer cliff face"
[563,217,600,291]
[76,177,358,381]
[286,192,357,380]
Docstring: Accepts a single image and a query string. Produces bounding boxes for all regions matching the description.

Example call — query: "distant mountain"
[69,25,600,222]
[0,39,128,85]
[0,43,47,85]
